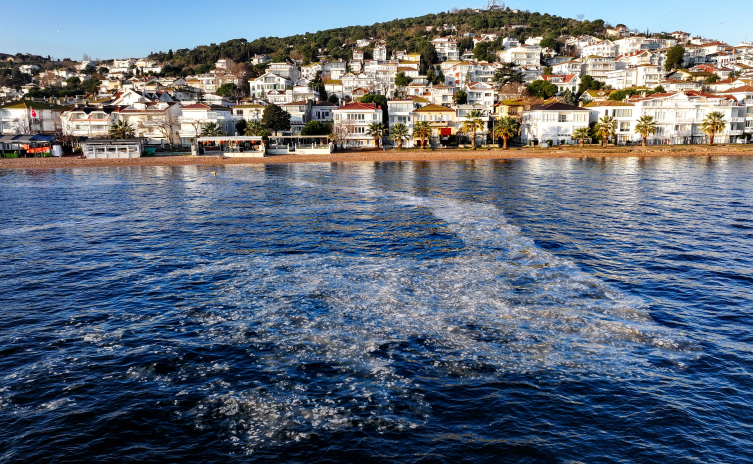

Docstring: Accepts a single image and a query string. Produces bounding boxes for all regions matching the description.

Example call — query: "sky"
[1,0,749,60]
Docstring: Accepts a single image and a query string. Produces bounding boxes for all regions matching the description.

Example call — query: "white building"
[332,102,383,147]
[281,100,313,133]
[584,101,638,143]
[520,102,591,145]
[178,103,236,144]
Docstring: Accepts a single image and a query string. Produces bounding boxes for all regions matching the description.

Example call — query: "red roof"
[180,103,212,110]
[335,102,379,111]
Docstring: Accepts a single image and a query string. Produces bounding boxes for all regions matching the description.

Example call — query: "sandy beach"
[1,145,752,169]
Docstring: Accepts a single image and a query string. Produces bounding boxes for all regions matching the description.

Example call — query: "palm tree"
[573,127,590,148]
[595,115,617,148]
[366,122,386,148]
[413,121,432,149]
[634,115,657,147]
[109,120,135,139]
[459,109,484,150]
[244,121,269,137]
[389,123,410,150]
[493,116,519,149]
[700,111,726,146]
[201,122,226,137]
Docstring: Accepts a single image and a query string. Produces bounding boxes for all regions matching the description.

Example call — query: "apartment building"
[520,102,591,145]
[332,102,383,147]
[584,56,617,82]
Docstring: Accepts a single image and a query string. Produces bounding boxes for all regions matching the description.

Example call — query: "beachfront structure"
[584,101,639,144]
[178,103,235,145]
[412,104,456,147]
[0,101,67,134]
[387,99,420,147]
[627,91,749,144]
[281,101,313,134]
[312,101,337,123]
[232,103,266,122]
[332,102,383,148]
[520,102,591,145]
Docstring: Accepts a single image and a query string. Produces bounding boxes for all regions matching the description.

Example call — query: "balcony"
[730,117,744,123]
[744,127,753,133]
[729,130,743,136]
[673,130,691,136]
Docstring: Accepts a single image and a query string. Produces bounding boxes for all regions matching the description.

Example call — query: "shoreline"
[2,146,752,169]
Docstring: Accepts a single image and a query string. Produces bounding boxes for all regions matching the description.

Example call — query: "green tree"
[700,111,726,145]
[196,63,213,74]
[109,120,135,139]
[200,122,226,136]
[413,121,432,149]
[540,37,560,52]
[595,115,617,147]
[654,85,666,93]
[493,63,525,86]
[235,119,248,136]
[664,46,685,72]
[458,109,484,150]
[308,71,328,102]
[82,79,101,94]
[542,66,553,75]
[389,123,410,150]
[562,88,578,106]
[394,71,413,94]
[244,121,270,137]
[216,83,238,96]
[327,38,341,52]
[704,73,720,84]
[528,80,558,99]
[493,116,519,149]
[300,120,331,136]
[366,122,386,148]
[454,89,467,105]
[359,93,388,122]
[634,115,657,146]
[573,127,590,147]
[65,76,81,87]
[261,104,291,135]
[578,75,603,94]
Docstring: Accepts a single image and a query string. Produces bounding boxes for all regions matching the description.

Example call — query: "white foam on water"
[176,180,697,453]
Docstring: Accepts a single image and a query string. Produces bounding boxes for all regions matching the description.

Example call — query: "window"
[542,113,557,122]
[614,109,632,118]
[620,122,630,132]
[559,114,567,122]
[573,113,587,122]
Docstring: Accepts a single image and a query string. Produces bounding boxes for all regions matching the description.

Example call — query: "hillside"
[147,8,609,76]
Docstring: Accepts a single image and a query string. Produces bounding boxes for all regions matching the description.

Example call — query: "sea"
[1,156,751,463]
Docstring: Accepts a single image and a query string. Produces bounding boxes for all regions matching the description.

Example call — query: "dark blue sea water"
[1,157,752,463]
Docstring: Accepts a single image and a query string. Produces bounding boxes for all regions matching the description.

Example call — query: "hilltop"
[146,8,610,76]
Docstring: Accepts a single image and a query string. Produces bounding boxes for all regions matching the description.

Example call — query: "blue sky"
[1,0,748,59]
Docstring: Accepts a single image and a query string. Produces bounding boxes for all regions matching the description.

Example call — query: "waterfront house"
[332,102,383,148]
[520,102,591,145]
[584,101,638,143]
[0,101,67,135]
[412,103,456,147]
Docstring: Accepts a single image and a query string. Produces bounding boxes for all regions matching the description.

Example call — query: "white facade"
[520,102,591,144]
